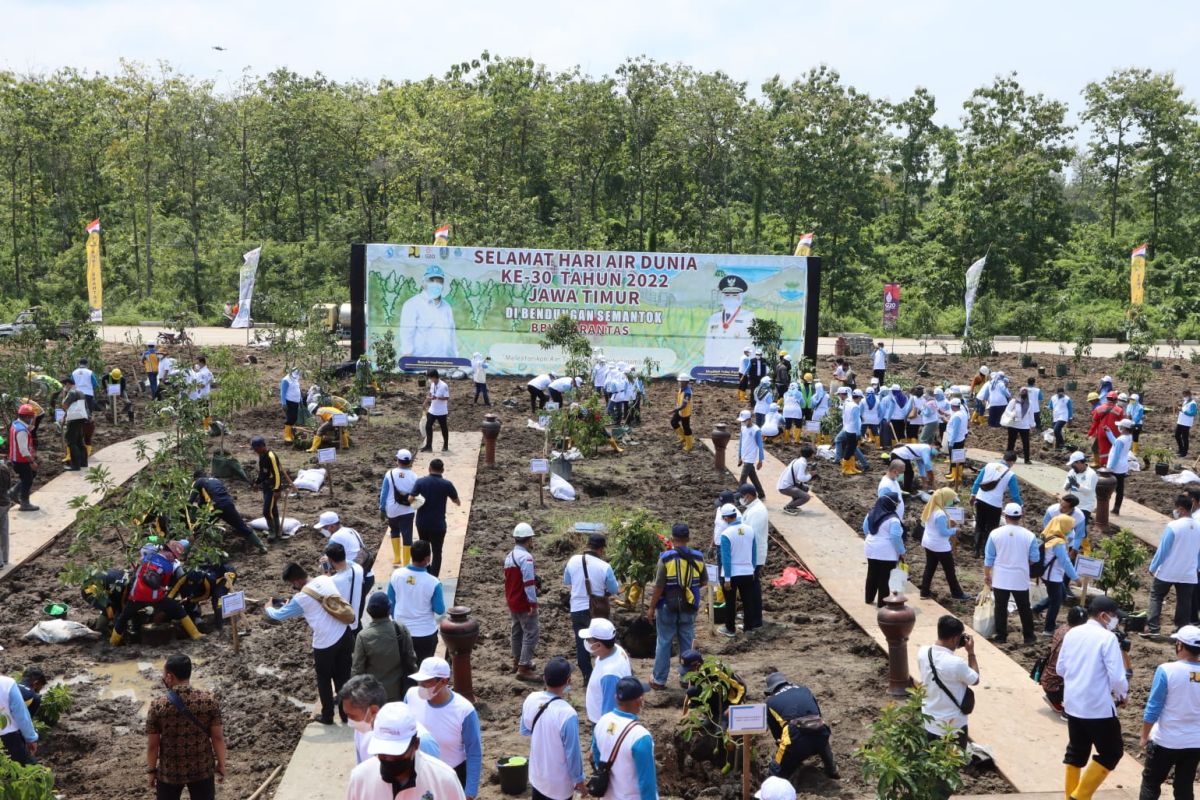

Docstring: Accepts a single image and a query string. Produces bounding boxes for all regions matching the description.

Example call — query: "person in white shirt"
[548,375,581,406]
[878,459,906,521]
[388,540,446,662]
[563,535,619,683]
[72,358,96,411]
[1176,389,1197,458]
[1064,452,1099,522]
[591,356,608,393]
[470,353,490,406]
[338,674,439,764]
[1146,495,1200,636]
[862,492,905,607]
[264,562,353,724]
[1056,596,1129,800]
[1050,387,1074,451]
[405,657,483,798]
[379,449,418,566]
[1105,419,1134,515]
[983,503,1040,645]
[346,701,465,800]
[605,367,632,424]
[591,676,658,800]
[719,503,761,636]
[739,483,769,576]
[324,542,365,632]
[398,264,458,359]
[917,615,980,744]
[528,373,554,414]
[519,657,586,800]
[986,372,1011,428]
[1025,377,1044,431]
[872,342,888,383]
[752,376,774,427]
[156,353,178,394]
[578,617,632,722]
[918,488,968,601]
[736,410,766,499]
[422,369,451,452]
[760,402,785,441]
[971,451,1022,557]
[777,445,816,515]
[1003,387,1037,464]
[1137,625,1200,800]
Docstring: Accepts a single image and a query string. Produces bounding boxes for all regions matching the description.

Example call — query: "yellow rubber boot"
[683,435,694,453]
[1070,761,1110,800]
[390,536,402,564]
[845,458,862,475]
[283,425,294,443]
[109,629,123,646]
[63,452,71,463]
[340,429,351,449]
[86,444,93,457]
[609,436,624,453]
[202,417,211,430]
[401,545,411,567]
[307,434,323,453]
[1131,441,1140,455]
[179,616,205,641]
[673,427,684,442]
[1064,765,1081,800]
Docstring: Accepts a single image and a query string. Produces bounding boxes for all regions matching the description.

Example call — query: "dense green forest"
[1,55,1197,339]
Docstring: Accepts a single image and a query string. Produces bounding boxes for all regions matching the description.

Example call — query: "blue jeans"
[1034,578,1068,633]
[570,609,594,683]
[652,604,696,685]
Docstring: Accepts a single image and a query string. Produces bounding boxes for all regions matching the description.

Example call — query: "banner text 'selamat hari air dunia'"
[366,244,808,379]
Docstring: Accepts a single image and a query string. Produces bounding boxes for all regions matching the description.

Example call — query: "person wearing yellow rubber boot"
[1056,595,1128,800]
[379,449,417,567]
[736,347,752,405]
[110,540,203,644]
[837,388,863,476]
[671,373,694,452]
[280,367,303,443]
[943,397,969,485]
[307,405,345,452]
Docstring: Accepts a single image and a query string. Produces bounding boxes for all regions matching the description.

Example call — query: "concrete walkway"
[0,433,169,580]
[967,448,1168,548]
[707,442,1144,795]
[273,433,481,800]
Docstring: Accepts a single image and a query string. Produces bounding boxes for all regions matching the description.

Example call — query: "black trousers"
[388,513,414,550]
[1054,420,1067,449]
[424,413,448,450]
[670,412,692,435]
[313,628,353,722]
[974,501,1002,556]
[570,609,593,683]
[771,728,836,778]
[418,525,447,576]
[0,731,33,765]
[12,461,34,499]
[992,587,1034,641]
[1006,427,1031,462]
[738,463,765,498]
[261,487,281,540]
[412,633,439,663]
[865,558,896,606]
[529,386,548,413]
[919,549,963,597]
[724,574,762,632]
[1177,425,1192,457]
[532,786,572,800]
[1112,472,1127,514]
[156,777,216,800]
[1064,713,1124,770]
[285,400,299,425]
[548,388,564,405]
[1139,741,1200,800]
[873,368,886,383]
[473,382,490,405]
[66,419,88,468]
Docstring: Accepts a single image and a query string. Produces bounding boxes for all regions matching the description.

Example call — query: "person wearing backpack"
[110,540,200,646]
[983,503,1040,645]
[265,562,353,725]
[1035,515,1082,635]
[379,449,418,567]
[353,593,418,703]
[917,615,979,747]
[590,676,657,800]
[645,524,707,690]
[520,657,586,800]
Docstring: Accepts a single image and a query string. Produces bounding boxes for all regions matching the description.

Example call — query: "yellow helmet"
[779,351,788,358]
[110,368,123,380]
[1086,391,1099,401]
[803,372,813,381]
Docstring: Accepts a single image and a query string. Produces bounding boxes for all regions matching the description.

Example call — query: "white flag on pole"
[231,247,261,329]
[963,254,988,334]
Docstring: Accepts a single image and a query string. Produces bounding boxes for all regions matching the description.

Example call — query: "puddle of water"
[55,658,210,718]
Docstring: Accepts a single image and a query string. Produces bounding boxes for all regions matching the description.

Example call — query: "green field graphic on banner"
[365,244,808,378]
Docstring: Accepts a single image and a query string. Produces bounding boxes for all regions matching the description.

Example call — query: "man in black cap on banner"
[704,274,755,371]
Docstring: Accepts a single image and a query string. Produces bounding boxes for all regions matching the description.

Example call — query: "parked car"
[0,307,75,339]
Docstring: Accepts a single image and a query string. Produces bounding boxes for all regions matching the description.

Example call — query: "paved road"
[102,325,1150,359]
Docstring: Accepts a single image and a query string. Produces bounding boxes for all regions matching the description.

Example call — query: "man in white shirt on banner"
[399,264,458,359]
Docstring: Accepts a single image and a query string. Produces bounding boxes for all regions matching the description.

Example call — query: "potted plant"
[857,686,968,800]
[1144,447,1172,476]
[608,508,669,657]
[1095,528,1150,611]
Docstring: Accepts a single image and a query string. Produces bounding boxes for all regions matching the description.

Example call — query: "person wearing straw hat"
[405,657,482,798]
[520,657,586,800]
[346,701,465,800]
[918,488,968,601]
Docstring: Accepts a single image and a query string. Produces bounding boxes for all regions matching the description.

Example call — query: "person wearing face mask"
[399,264,459,359]
[145,655,225,800]
[347,701,465,800]
[338,675,439,764]
[1056,596,1129,800]
[405,657,482,799]
[519,657,586,800]
[579,617,632,723]
[1145,495,1200,638]
[591,676,658,800]
[704,274,755,373]
[1137,625,1200,800]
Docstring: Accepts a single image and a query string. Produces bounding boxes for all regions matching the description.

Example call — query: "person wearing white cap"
[387,540,446,662]
[983,503,1039,644]
[1137,624,1200,800]
[837,388,863,476]
[399,263,458,359]
[1104,419,1135,516]
[315,510,373,592]
[470,352,490,406]
[760,401,784,441]
[346,701,466,800]
[1098,374,1114,397]
[1064,452,1099,522]
[944,397,969,485]
[737,347,752,405]
[719,503,761,636]
[1146,495,1200,636]
[1177,389,1197,458]
[1125,393,1145,455]
[971,450,1023,557]
[985,371,1011,428]
[755,776,797,800]
[323,541,365,633]
[379,449,418,566]
[505,523,541,682]
[736,410,766,499]
[578,617,632,722]
[591,355,608,395]
[809,381,830,440]
[405,657,482,798]
[605,367,632,424]
[1050,387,1075,451]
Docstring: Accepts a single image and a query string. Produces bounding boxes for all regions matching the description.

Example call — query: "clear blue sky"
[4,0,1198,126]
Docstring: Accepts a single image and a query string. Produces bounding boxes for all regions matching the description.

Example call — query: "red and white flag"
[1131,243,1147,258]
[85,218,101,234]
[434,224,450,243]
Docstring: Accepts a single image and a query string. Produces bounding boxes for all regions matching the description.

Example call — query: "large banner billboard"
[364,244,810,379]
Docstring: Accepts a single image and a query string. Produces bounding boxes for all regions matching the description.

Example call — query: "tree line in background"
[0,55,1198,341]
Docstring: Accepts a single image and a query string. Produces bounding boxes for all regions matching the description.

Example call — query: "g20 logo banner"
[365,244,809,379]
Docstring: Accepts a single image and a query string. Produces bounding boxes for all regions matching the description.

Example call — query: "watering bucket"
[496,757,528,795]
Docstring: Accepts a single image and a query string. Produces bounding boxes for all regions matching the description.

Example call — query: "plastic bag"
[293,468,327,492]
[815,445,838,462]
[1042,429,1056,445]
[972,591,996,639]
[1030,582,1048,606]
[24,620,100,643]
[549,472,576,501]
[250,516,303,536]
[888,567,908,595]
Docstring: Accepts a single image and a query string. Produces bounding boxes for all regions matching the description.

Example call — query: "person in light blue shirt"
[1041,496,1087,552]
[1032,513,1082,633]
[1176,390,1197,458]
[1125,393,1145,455]
[520,658,586,800]
[1137,625,1200,800]
[0,674,38,764]
[876,388,896,449]
[1105,420,1134,515]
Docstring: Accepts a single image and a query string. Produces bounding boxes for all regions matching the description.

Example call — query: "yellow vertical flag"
[85,218,103,322]
[794,232,814,257]
[1130,242,1147,306]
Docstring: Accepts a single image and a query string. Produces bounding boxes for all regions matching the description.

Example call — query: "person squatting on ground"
[505,522,542,682]
[110,540,200,645]
[777,445,816,515]
[765,671,838,780]
[646,523,707,689]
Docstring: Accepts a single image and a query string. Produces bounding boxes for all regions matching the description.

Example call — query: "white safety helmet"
[512,522,535,539]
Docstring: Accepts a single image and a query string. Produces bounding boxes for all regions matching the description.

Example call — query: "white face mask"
[417,685,435,700]
[587,641,604,656]
[349,717,373,734]
[426,281,444,299]
[1105,615,1120,632]
[1174,509,1183,520]
[721,295,741,315]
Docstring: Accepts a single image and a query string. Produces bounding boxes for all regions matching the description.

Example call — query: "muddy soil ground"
[0,340,1014,800]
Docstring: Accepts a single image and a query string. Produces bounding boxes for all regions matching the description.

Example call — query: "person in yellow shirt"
[141,344,162,399]
[308,406,352,452]
[671,374,694,452]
